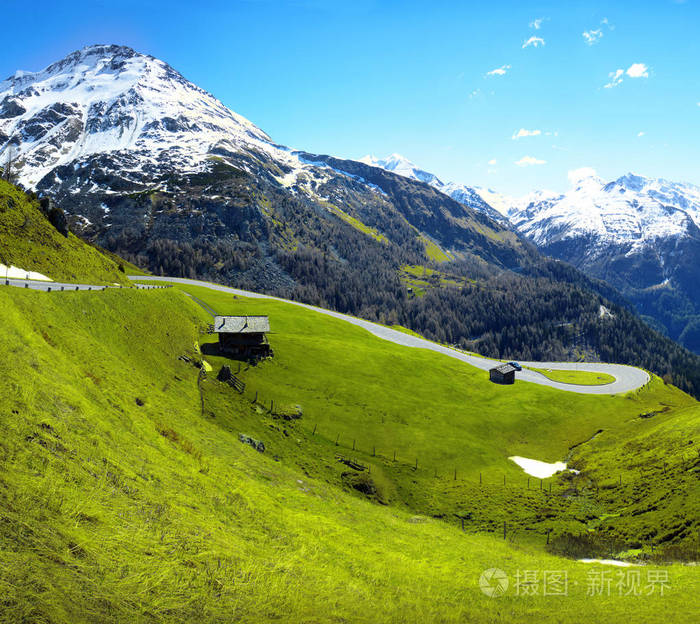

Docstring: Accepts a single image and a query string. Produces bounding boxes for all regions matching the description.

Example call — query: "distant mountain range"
[1,44,699,389]
[364,156,700,353]
[359,154,508,225]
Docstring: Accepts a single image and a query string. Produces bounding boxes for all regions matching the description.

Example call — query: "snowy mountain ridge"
[0,43,523,281]
[0,44,359,200]
[500,171,700,352]
[358,152,700,351]
[0,45,280,188]
[359,153,507,223]
[505,172,700,254]
[359,152,700,255]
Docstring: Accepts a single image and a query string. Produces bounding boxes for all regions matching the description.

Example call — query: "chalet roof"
[213,315,270,334]
[491,364,516,375]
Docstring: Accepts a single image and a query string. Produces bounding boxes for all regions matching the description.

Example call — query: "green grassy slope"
[528,367,616,385]
[181,285,693,474]
[1,286,698,622]
[0,180,130,284]
[169,284,699,548]
[569,402,700,552]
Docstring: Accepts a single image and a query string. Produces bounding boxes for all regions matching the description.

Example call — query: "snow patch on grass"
[509,456,568,478]
[578,559,636,567]
[0,263,53,281]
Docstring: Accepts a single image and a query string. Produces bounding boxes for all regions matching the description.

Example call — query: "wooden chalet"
[213,315,273,361]
[489,363,516,385]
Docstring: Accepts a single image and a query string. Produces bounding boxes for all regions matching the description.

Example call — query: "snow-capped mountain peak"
[507,171,700,250]
[0,44,273,187]
[359,153,443,186]
[503,170,700,352]
[359,153,508,223]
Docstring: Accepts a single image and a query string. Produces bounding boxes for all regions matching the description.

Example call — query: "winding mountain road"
[131,276,651,395]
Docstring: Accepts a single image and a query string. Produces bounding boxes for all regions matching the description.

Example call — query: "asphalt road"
[1,278,170,291]
[131,275,651,395]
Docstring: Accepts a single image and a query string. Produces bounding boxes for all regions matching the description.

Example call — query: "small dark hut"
[213,315,273,361]
[489,363,516,385]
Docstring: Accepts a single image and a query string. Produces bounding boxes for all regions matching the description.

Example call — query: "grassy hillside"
[0,179,130,284]
[1,285,698,622]
[527,367,616,385]
[167,284,699,545]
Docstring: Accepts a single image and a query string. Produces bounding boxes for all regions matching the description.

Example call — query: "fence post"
[352,439,356,451]
[312,424,317,435]
[335,434,339,446]
[503,520,506,540]
[454,467,457,480]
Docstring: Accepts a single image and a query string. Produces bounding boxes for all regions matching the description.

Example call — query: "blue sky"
[3,0,698,194]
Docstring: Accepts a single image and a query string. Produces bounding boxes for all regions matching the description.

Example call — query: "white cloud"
[515,156,546,167]
[522,36,545,49]
[486,64,511,76]
[582,29,603,45]
[604,63,649,88]
[584,17,614,45]
[626,63,649,78]
[488,159,497,166]
[469,88,481,98]
[568,167,597,185]
[512,128,542,140]
[637,131,645,137]
[529,18,544,29]
[604,68,624,88]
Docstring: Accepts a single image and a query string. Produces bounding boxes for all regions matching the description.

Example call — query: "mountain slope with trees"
[2,45,700,395]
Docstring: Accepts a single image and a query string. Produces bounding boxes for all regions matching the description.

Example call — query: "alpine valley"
[2,44,700,395]
[365,154,700,355]
[2,38,700,624]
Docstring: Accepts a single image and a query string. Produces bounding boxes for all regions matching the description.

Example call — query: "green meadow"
[527,367,616,386]
[0,180,130,285]
[0,279,698,622]
[178,284,692,477]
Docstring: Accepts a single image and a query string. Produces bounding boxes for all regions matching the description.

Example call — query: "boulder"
[238,434,265,453]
